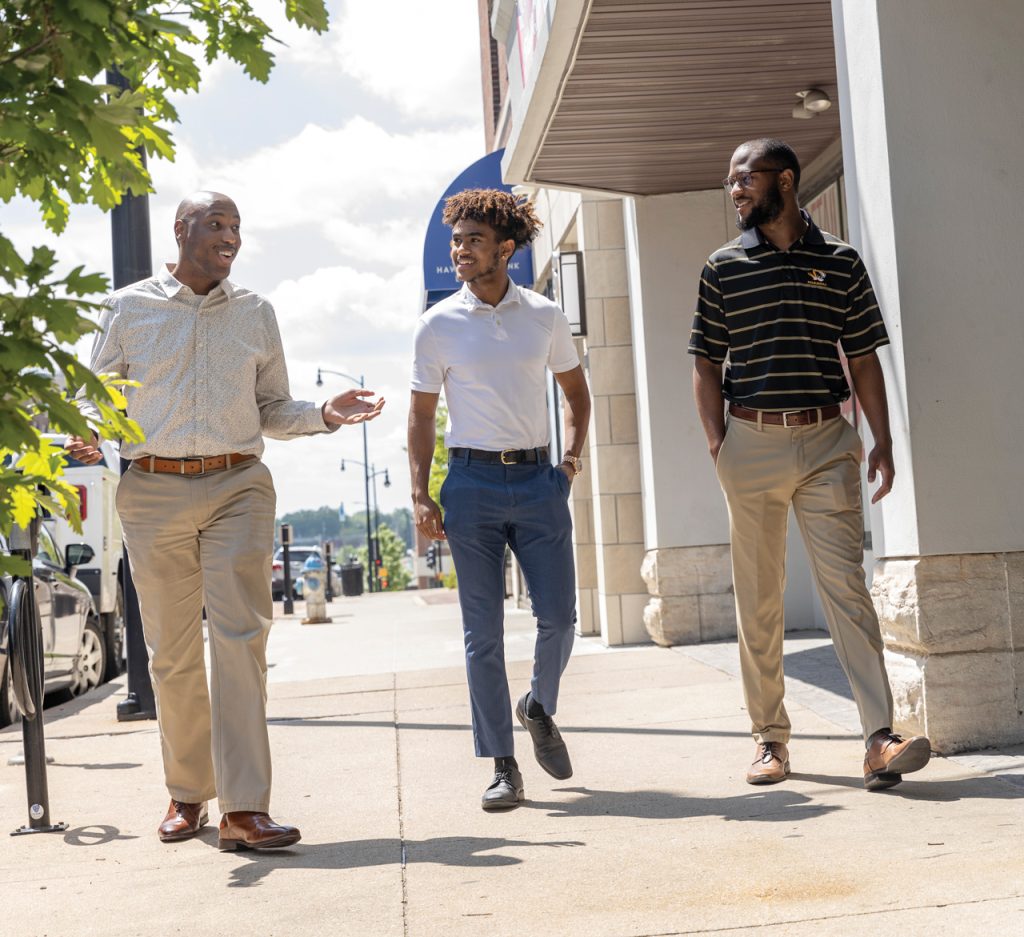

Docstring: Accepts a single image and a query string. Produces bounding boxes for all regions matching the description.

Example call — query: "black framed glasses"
[722,169,783,191]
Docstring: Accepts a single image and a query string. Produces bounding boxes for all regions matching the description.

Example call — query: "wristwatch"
[560,454,583,476]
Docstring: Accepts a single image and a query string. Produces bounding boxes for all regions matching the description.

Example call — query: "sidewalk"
[2,590,1022,937]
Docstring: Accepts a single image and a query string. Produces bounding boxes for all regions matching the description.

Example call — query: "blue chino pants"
[441,453,577,757]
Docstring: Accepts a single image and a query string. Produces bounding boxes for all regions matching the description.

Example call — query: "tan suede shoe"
[745,741,790,784]
[158,800,208,843]
[863,732,931,791]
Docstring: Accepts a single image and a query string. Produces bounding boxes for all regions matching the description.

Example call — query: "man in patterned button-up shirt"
[69,192,384,850]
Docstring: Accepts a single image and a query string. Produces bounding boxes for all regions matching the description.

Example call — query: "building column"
[623,191,741,646]
[577,194,648,645]
[835,0,1024,751]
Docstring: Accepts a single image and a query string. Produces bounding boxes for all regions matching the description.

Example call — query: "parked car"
[48,439,125,682]
[1,525,106,728]
[271,545,322,600]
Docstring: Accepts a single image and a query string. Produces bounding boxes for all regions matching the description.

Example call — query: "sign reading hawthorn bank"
[421,148,535,310]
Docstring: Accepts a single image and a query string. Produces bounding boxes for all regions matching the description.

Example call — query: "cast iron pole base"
[116,692,156,722]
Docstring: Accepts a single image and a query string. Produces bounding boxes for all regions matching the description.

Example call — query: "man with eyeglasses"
[689,138,931,791]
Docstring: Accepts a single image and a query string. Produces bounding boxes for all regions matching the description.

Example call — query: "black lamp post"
[342,459,390,591]
[316,367,374,592]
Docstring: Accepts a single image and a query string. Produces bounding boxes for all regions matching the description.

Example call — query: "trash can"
[340,562,364,597]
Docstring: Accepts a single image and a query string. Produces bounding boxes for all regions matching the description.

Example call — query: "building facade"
[473,0,1024,753]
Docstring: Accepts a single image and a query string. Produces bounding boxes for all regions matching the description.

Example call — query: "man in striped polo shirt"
[689,138,930,791]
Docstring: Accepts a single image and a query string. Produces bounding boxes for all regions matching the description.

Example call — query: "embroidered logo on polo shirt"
[808,269,827,283]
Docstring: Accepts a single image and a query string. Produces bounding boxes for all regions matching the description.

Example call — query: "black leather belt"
[448,447,549,465]
[729,404,841,427]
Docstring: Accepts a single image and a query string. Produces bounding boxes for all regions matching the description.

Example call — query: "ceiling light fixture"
[792,88,832,119]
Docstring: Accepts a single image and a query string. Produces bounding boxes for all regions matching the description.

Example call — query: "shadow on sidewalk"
[525,786,839,822]
[213,835,584,888]
[269,715,858,742]
[790,772,1024,800]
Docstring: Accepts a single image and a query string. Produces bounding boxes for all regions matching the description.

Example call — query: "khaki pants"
[116,460,277,812]
[716,414,893,744]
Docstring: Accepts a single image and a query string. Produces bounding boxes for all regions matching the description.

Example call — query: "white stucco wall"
[624,191,733,550]
[834,0,1024,557]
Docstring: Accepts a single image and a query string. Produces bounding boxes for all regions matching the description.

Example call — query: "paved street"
[2,589,1022,936]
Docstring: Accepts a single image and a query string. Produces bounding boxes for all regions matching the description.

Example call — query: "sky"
[5,0,485,517]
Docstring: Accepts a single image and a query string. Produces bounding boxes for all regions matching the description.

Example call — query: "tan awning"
[517,0,840,195]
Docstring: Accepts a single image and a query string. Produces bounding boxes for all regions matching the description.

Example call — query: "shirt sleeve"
[76,297,126,425]
[840,255,889,358]
[410,317,445,393]
[255,300,336,439]
[547,307,580,374]
[687,261,729,364]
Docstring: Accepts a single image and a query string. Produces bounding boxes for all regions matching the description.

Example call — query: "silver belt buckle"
[182,456,207,477]
[500,449,517,465]
[782,411,801,428]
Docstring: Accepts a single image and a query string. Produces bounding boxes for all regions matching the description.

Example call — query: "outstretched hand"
[322,389,385,426]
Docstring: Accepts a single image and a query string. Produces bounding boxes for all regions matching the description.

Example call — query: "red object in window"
[272,561,283,572]
[76,485,87,520]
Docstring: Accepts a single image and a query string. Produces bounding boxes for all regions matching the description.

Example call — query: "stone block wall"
[872,552,1024,753]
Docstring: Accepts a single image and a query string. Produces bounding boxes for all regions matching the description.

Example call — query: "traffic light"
[426,543,437,570]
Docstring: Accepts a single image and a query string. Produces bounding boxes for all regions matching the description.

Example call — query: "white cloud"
[334,1,481,122]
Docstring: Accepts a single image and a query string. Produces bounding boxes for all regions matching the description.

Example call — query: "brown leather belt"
[729,404,841,427]
[133,453,257,476]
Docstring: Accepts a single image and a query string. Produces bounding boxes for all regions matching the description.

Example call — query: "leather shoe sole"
[218,828,302,851]
[880,735,931,774]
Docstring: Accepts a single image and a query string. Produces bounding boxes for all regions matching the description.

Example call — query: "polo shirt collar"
[458,278,521,312]
[158,263,235,300]
[740,209,825,250]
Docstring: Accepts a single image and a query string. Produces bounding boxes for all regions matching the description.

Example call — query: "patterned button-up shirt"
[83,265,331,459]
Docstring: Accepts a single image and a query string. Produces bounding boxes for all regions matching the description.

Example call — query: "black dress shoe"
[481,765,524,811]
[516,692,572,780]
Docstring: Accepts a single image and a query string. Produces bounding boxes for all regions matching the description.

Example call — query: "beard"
[464,247,503,283]
[736,180,784,231]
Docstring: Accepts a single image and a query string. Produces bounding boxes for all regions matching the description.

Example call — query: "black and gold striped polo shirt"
[688,211,889,412]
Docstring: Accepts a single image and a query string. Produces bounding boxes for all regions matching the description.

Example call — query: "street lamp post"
[316,367,374,593]
[342,459,390,591]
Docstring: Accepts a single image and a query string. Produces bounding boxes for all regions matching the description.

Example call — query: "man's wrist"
[560,453,583,476]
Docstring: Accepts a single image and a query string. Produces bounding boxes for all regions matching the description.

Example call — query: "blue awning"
[421,148,535,310]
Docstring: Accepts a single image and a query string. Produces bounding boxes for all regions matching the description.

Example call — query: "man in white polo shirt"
[408,188,591,811]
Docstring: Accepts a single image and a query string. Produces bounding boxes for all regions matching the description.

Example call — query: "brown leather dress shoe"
[218,811,302,851]
[863,732,931,790]
[158,800,208,843]
[745,741,790,785]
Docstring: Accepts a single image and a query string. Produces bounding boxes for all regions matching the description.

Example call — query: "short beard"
[464,247,503,283]
[736,180,784,231]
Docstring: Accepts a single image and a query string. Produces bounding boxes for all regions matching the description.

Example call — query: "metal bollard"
[8,528,67,836]
[300,553,331,625]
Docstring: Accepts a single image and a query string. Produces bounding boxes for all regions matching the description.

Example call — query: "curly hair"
[442,188,543,250]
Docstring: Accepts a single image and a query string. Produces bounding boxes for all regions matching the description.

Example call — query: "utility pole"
[107,67,156,722]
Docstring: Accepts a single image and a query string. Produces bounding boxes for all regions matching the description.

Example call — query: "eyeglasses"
[722,169,783,191]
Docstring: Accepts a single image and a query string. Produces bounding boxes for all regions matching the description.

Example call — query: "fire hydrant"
[300,553,331,625]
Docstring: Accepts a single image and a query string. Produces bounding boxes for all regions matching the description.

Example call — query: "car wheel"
[69,619,106,697]
[0,663,20,729]
[102,581,125,682]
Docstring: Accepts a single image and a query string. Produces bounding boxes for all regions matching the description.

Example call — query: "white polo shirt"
[411,280,579,451]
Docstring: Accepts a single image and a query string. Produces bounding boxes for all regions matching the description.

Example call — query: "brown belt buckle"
[500,449,517,465]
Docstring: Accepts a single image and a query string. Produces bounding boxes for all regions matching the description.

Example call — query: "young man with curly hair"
[408,188,591,810]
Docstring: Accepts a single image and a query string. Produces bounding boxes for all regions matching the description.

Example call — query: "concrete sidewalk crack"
[393,672,410,937]
[631,891,1024,936]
